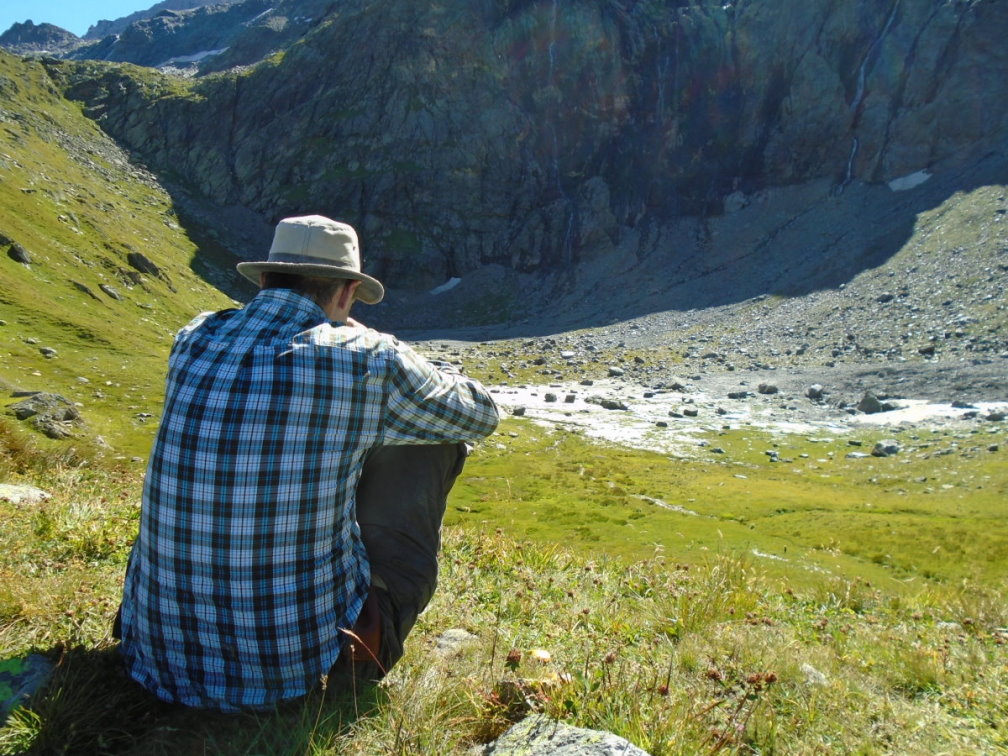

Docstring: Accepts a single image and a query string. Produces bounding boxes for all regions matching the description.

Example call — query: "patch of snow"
[888,170,932,192]
[430,277,461,296]
[157,47,228,67]
[250,8,275,24]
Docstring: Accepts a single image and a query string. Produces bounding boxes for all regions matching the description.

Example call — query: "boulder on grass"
[482,714,652,756]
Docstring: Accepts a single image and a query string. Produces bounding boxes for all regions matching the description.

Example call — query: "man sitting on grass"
[117,215,499,711]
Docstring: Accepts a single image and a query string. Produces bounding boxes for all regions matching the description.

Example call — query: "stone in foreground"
[481,714,651,755]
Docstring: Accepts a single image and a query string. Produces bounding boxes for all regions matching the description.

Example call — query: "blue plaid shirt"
[119,288,498,711]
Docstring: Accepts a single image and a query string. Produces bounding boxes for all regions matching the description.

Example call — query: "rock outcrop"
[6,392,84,439]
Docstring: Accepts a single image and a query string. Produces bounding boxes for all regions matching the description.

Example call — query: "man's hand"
[345,316,364,328]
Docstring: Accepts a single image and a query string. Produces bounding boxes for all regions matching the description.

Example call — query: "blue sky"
[1,1,152,38]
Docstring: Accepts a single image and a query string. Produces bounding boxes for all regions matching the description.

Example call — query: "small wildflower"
[505,648,522,670]
[531,648,552,663]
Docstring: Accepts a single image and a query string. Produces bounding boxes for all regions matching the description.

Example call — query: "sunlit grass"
[0,424,1005,754]
[449,418,1008,590]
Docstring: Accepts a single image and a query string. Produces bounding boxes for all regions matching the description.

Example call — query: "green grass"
[449,419,1008,591]
[0,416,1005,754]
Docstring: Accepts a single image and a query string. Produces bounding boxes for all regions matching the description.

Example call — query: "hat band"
[268,252,351,267]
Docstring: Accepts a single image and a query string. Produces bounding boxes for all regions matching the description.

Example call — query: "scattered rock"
[856,392,895,414]
[801,663,829,687]
[987,411,1006,422]
[481,713,652,756]
[724,190,748,213]
[38,347,57,359]
[6,243,31,265]
[806,384,825,400]
[846,451,870,459]
[71,281,102,301]
[607,366,625,378]
[127,252,161,277]
[600,398,628,411]
[434,628,478,657]
[757,383,779,395]
[872,439,901,457]
[0,484,51,504]
[544,393,557,403]
[511,407,526,417]
[99,284,123,301]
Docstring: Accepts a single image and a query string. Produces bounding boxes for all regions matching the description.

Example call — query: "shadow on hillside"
[164,149,1006,342]
[13,644,381,755]
[368,150,1008,340]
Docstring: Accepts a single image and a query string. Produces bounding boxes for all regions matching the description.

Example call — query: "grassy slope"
[0,50,237,459]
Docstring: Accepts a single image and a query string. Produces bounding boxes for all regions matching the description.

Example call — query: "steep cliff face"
[45,0,1008,299]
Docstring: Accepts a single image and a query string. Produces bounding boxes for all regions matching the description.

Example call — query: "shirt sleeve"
[381,339,499,445]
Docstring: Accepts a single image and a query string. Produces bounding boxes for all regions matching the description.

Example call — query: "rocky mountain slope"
[34,0,1008,311]
[0,2,1005,401]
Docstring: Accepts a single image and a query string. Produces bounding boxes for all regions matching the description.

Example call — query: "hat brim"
[236,261,384,304]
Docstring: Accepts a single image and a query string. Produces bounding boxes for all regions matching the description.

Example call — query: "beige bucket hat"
[236,215,384,304]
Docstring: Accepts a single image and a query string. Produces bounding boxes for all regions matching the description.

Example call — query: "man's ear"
[337,279,362,310]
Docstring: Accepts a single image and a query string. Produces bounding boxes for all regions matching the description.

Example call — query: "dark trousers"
[333,442,468,681]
